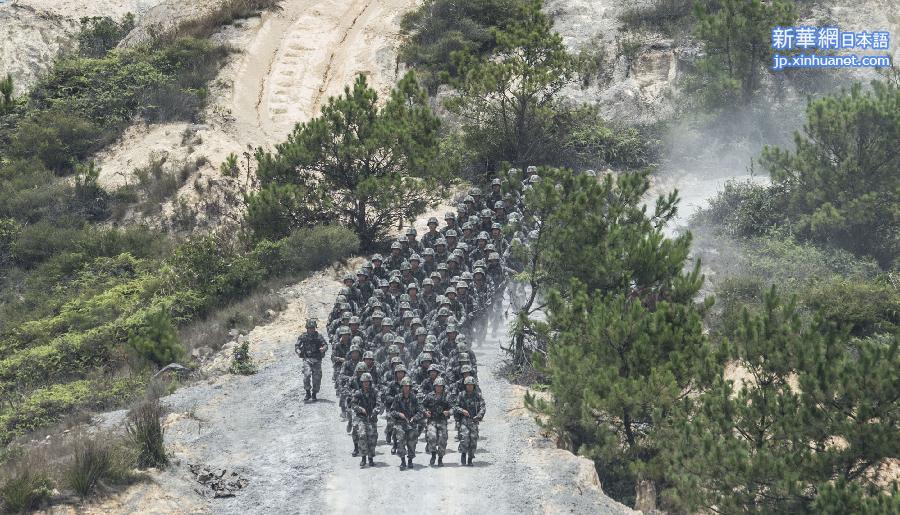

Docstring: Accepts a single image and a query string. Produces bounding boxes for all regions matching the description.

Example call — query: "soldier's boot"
[311,391,317,401]
[304,390,311,401]
[359,456,367,468]
[400,456,407,470]
[407,456,414,469]
[429,452,437,466]
[437,454,444,467]
[352,442,359,457]
[460,452,467,465]
[467,451,474,466]
[368,456,374,467]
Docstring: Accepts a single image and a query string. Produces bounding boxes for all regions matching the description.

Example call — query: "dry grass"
[154,0,283,45]
[179,284,288,356]
[126,395,168,469]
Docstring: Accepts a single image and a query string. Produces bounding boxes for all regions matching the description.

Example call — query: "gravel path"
[92,268,631,514]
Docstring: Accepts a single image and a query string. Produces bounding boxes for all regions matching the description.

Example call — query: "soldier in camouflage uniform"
[455,376,486,466]
[350,373,380,467]
[423,377,453,466]
[294,319,327,401]
[390,376,422,470]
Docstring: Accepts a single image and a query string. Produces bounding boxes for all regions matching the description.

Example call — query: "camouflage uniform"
[423,386,453,460]
[455,382,486,459]
[350,380,380,460]
[295,324,327,398]
[390,382,422,464]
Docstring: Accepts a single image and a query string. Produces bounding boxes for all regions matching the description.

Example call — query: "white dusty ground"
[83,274,632,514]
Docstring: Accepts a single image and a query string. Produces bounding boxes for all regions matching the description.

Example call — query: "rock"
[153,363,190,379]
[237,335,250,344]
[265,309,277,319]
[228,329,240,337]
[192,346,214,360]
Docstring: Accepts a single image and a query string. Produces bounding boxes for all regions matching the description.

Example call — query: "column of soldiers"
[296,168,542,470]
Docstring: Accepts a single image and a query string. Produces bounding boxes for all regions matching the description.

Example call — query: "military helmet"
[428,363,440,372]
[530,174,541,183]
[438,307,451,316]
[477,231,489,241]
[461,272,473,281]
[388,344,399,354]
[406,227,417,236]
[464,376,477,385]
[401,261,411,271]
[435,238,447,247]
[349,316,360,325]
[491,178,501,186]
[428,216,439,226]
[351,336,363,346]
[446,229,457,238]
[360,373,373,383]
[391,241,402,250]
[489,252,500,260]
[305,318,317,328]
[422,278,433,287]
[415,327,427,336]
[395,364,408,373]
[434,377,446,387]
[400,376,413,386]
[456,335,467,345]
[474,267,485,276]
[382,317,393,326]
[363,351,375,360]
[407,283,418,292]
[444,211,456,220]
[390,356,402,365]
[372,253,383,262]
[460,365,473,374]
[445,287,456,296]
[389,276,401,285]
[481,208,493,218]
[411,317,422,326]
[355,362,369,373]
[426,334,437,344]
[337,326,350,335]
[349,344,362,354]
[491,222,502,230]
[458,354,471,363]
[461,222,472,230]
[420,352,433,362]
[464,195,474,204]
[437,262,448,271]
[471,187,482,197]
[446,324,458,333]
[423,343,436,352]
[423,247,435,256]
[410,254,421,262]
[394,335,406,344]
[402,310,414,320]
[372,310,384,319]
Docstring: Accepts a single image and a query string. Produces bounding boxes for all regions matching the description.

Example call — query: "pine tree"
[760,81,900,268]
[521,168,720,505]
[691,0,796,105]
[250,72,447,249]
[658,287,899,513]
[446,0,575,169]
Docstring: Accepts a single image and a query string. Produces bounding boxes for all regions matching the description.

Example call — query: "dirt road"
[94,268,630,514]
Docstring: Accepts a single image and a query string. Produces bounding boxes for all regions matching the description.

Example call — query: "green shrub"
[9,110,101,174]
[804,277,900,337]
[78,15,136,58]
[127,306,182,367]
[228,341,256,375]
[0,160,70,224]
[10,222,85,269]
[692,179,787,237]
[279,226,359,273]
[0,467,53,514]
[126,396,168,469]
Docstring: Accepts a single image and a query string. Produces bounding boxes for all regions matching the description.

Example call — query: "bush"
[279,225,359,273]
[228,341,256,375]
[126,396,168,469]
[78,15,136,58]
[127,306,183,367]
[0,466,53,514]
[9,110,101,174]
[66,435,131,498]
[10,222,85,269]
[691,179,787,237]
